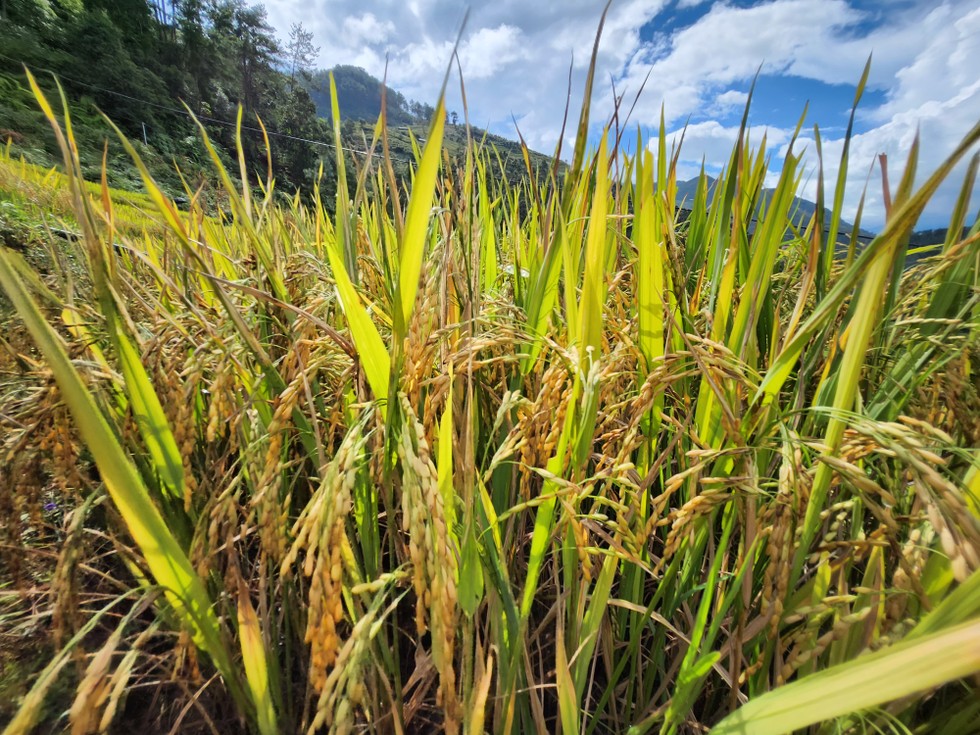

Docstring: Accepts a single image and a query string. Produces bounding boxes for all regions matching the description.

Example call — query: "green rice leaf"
[397,98,445,336]
[113,326,185,499]
[710,619,980,735]
[324,242,391,406]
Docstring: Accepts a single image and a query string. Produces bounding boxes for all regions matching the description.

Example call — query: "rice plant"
[1,28,979,735]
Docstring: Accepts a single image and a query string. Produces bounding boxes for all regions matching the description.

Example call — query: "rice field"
[1,54,979,735]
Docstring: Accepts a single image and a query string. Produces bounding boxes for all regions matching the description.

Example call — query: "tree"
[205,0,278,113]
[173,0,209,102]
[86,0,155,48]
[0,0,332,200]
[285,21,318,88]
[410,101,435,124]
[450,110,458,126]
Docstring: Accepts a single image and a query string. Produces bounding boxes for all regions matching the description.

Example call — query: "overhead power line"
[0,52,417,163]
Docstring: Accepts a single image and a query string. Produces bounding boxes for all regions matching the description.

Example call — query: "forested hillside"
[0,0,335,196]
[303,65,435,127]
[0,0,558,214]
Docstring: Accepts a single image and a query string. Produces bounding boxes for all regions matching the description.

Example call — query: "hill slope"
[302,66,433,127]
[306,65,561,186]
[675,176,877,240]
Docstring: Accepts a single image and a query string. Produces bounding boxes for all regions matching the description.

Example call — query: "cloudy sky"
[262,0,980,230]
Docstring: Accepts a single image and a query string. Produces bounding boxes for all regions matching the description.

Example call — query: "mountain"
[302,66,432,127]
[338,118,559,192]
[908,227,971,248]
[303,66,560,187]
[674,176,877,242]
[0,0,559,216]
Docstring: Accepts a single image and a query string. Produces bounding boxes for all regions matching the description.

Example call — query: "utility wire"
[0,51,419,163]
[4,54,879,243]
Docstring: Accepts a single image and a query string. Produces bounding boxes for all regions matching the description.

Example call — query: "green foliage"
[0,1,559,225]
[0,0,332,198]
[305,65,423,126]
[1,16,979,735]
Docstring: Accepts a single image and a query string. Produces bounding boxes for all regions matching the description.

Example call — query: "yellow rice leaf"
[237,580,278,735]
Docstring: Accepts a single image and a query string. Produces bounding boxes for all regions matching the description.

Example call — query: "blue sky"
[263,0,979,230]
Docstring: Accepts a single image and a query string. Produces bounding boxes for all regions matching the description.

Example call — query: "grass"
[1,37,979,735]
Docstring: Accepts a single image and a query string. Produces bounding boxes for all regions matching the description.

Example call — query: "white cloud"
[709,89,750,116]
[610,0,872,127]
[340,13,395,47]
[457,24,529,79]
[784,3,980,228]
[264,0,669,150]
[635,0,980,228]
[665,120,790,163]
[261,0,979,228]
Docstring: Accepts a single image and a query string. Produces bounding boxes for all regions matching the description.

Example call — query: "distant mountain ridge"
[302,65,561,186]
[301,66,434,127]
[674,176,877,241]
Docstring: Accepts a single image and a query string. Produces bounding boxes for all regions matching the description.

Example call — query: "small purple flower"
[44,502,58,511]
